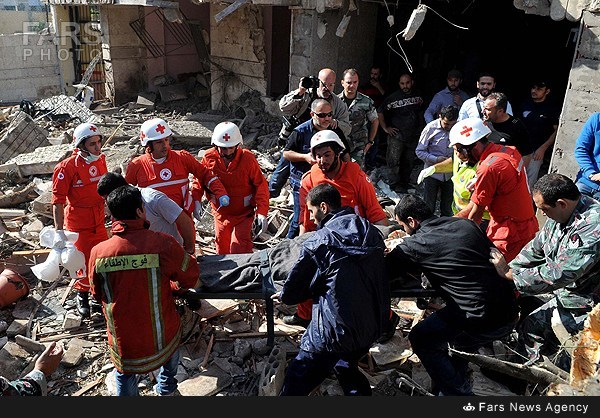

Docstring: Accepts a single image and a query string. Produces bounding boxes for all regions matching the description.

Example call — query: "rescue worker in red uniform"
[51,122,108,318]
[89,185,199,396]
[200,121,270,254]
[125,117,230,217]
[450,117,539,262]
[285,130,389,328]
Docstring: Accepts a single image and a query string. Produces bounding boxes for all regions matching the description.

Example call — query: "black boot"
[76,291,90,318]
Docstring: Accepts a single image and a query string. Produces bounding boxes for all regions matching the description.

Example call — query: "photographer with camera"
[269,68,351,199]
[281,98,337,239]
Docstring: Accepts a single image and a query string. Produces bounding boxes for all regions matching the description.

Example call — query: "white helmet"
[211,121,243,147]
[140,118,173,146]
[449,117,491,147]
[310,130,345,154]
[73,123,102,148]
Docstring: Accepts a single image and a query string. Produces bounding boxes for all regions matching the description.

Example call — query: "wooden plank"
[0,208,27,218]
[72,377,104,396]
[12,249,52,256]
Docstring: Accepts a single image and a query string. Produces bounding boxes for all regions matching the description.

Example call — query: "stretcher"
[191,233,437,346]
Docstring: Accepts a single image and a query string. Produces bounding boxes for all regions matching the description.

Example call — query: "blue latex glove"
[219,195,230,207]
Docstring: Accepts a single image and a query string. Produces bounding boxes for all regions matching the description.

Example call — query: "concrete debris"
[0,87,563,398]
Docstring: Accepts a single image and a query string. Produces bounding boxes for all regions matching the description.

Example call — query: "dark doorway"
[265,6,291,99]
[371,1,578,113]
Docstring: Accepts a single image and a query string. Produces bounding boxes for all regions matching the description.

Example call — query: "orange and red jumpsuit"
[200,147,269,254]
[297,160,388,319]
[125,148,228,216]
[471,143,539,262]
[51,150,108,292]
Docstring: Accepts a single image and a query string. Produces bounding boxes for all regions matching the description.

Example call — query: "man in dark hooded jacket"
[272,183,389,396]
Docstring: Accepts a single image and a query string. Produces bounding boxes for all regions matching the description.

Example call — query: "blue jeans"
[280,348,371,396]
[576,180,600,200]
[115,349,180,396]
[287,184,300,239]
[408,309,517,396]
[269,155,290,198]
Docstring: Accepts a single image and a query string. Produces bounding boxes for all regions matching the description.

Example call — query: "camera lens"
[301,77,313,89]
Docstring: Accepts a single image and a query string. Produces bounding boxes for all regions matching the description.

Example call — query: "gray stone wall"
[550,11,600,179]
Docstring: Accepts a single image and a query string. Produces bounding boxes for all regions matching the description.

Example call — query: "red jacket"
[51,150,107,232]
[125,149,227,211]
[299,161,387,232]
[200,147,269,224]
[89,219,199,374]
[471,143,538,256]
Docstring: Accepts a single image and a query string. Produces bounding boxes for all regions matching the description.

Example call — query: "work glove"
[417,166,436,185]
[253,214,268,238]
[52,230,67,250]
[219,195,230,208]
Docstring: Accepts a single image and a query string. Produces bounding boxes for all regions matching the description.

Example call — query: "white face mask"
[81,152,101,163]
[153,156,166,164]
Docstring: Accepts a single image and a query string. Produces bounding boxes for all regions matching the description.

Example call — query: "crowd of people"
[5,66,596,397]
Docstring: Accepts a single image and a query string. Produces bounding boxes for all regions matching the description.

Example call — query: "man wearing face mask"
[51,122,109,317]
[125,118,229,218]
[200,122,270,255]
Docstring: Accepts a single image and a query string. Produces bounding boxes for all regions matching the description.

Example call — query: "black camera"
[300,76,319,90]
[278,115,301,144]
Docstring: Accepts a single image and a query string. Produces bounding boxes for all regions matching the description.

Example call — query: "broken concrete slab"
[158,83,188,103]
[35,95,99,125]
[0,144,71,177]
[136,92,156,108]
[0,341,30,380]
[0,111,50,164]
[177,364,233,396]
[6,318,28,337]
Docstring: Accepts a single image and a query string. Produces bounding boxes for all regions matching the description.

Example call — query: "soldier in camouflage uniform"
[491,173,600,368]
[338,68,379,170]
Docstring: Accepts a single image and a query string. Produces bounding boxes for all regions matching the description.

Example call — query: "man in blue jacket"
[574,112,600,199]
[272,183,390,395]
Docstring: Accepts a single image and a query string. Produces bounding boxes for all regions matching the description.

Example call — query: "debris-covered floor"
[0,91,598,397]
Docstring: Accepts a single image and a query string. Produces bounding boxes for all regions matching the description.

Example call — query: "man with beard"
[338,68,379,169]
[377,73,425,192]
[424,69,470,124]
[273,183,390,396]
[200,121,270,255]
[281,130,389,328]
[458,72,513,120]
[519,80,559,187]
[269,68,351,198]
[282,99,338,239]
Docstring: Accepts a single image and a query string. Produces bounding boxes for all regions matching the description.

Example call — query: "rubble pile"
[1,90,592,397]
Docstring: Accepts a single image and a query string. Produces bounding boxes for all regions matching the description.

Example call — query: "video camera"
[278,115,301,145]
[300,76,320,90]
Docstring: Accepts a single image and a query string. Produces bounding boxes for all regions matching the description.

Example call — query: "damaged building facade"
[0,0,598,179]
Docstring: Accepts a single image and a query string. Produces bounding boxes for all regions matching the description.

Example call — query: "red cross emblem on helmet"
[90,125,97,132]
[223,133,230,141]
[460,126,473,137]
[156,124,166,134]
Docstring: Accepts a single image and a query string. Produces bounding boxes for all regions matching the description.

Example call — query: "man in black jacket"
[385,194,519,396]
[272,183,390,395]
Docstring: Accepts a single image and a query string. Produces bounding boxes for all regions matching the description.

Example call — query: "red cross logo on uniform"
[223,133,230,142]
[89,125,97,132]
[156,124,166,134]
[460,126,473,137]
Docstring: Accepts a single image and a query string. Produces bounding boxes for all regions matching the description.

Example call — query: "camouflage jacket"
[510,195,600,309]
[337,92,378,151]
